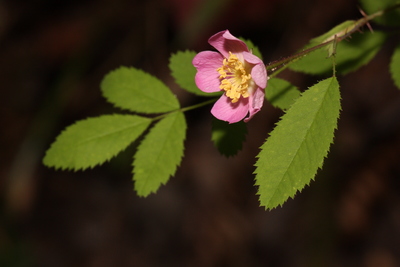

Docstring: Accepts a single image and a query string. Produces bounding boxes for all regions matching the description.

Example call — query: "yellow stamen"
[217,52,251,103]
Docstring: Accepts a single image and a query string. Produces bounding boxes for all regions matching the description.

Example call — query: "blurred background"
[1,0,400,266]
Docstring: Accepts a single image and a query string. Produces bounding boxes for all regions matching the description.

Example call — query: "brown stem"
[265,3,400,76]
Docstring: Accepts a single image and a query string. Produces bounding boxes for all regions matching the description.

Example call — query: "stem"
[331,36,337,77]
[266,3,400,76]
[152,98,218,121]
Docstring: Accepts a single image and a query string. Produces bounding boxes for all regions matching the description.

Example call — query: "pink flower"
[193,30,267,123]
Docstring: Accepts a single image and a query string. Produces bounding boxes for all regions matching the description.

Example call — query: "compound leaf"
[43,114,152,171]
[133,112,186,196]
[266,78,300,110]
[101,66,180,113]
[390,42,400,89]
[211,118,247,157]
[254,77,341,209]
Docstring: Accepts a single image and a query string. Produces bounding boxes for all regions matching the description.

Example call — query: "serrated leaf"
[101,66,180,113]
[169,50,221,97]
[266,78,300,110]
[290,26,386,75]
[240,38,263,60]
[211,118,247,157]
[360,0,400,26]
[390,43,400,89]
[133,112,186,196]
[254,77,341,209]
[43,115,152,171]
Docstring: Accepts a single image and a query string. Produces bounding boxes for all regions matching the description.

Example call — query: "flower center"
[217,52,252,103]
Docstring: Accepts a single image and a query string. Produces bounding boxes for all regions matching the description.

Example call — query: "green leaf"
[133,112,186,196]
[309,20,357,44]
[43,115,152,170]
[169,50,222,97]
[360,0,400,26]
[101,66,180,113]
[266,78,300,110]
[211,118,247,157]
[290,26,386,75]
[254,77,341,209]
[390,43,400,89]
[240,38,263,60]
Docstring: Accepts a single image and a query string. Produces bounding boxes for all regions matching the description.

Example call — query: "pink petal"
[193,51,224,93]
[211,94,249,124]
[242,51,263,65]
[243,52,267,89]
[244,87,265,122]
[208,30,249,59]
[251,63,268,89]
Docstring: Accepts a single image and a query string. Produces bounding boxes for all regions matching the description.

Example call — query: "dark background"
[1,0,400,266]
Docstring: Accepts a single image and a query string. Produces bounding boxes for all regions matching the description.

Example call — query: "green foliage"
[390,43,400,89]
[133,112,186,196]
[360,0,400,26]
[211,118,247,157]
[101,66,180,113]
[169,50,221,97]
[240,38,263,60]
[43,115,152,170]
[266,78,300,110]
[290,24,386,75]
[254,77,341,209]
[43,0,400,209]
